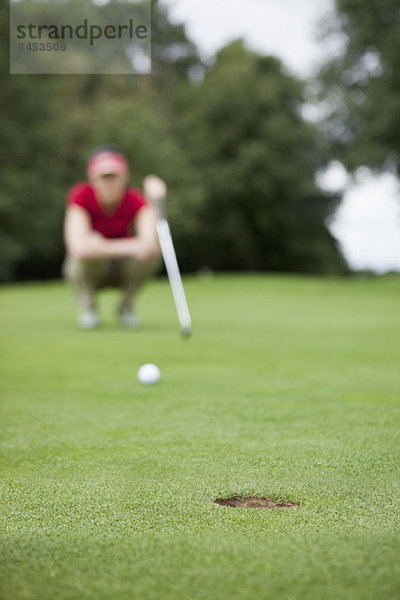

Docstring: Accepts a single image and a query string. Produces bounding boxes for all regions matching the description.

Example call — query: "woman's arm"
[133,205,161,260]
[64,205,151,260]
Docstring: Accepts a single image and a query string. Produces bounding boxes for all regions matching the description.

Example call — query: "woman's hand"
[143,175,167,204]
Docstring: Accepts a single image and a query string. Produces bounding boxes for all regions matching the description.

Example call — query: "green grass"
[1,274,400,600]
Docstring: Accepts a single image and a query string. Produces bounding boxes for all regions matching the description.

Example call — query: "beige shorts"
[62,256,161,290]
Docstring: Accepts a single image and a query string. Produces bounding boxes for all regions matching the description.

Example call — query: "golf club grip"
[156,219,192,331]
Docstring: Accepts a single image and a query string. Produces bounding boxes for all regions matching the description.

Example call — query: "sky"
[161,0,400,272]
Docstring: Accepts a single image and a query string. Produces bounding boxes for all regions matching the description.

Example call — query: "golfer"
[63,146,164,329]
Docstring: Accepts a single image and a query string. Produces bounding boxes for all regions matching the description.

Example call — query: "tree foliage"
[180,41,345,272]
[318,0,400,173]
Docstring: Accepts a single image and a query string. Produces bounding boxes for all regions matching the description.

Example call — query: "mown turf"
[1,274,400,600]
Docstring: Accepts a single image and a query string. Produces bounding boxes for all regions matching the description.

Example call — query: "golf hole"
[214,496,299,509]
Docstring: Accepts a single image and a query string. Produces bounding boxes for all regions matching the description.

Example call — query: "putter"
[153,197,192,337]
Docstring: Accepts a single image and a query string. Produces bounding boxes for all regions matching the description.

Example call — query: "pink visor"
[87,151,129,178]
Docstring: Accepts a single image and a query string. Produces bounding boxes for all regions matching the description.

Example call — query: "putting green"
[1,274,400,599]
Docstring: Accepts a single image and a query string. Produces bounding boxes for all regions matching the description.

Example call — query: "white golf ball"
[137,363,161,385]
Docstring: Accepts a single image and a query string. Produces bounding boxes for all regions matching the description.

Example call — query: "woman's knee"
[63,256,108,285]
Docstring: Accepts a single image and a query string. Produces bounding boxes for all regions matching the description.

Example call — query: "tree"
[179,41,346,273]
[317,0,400,174]
[0,0,67,280]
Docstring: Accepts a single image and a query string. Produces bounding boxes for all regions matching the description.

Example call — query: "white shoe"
[78,306,101,330]
[118,305,140,329]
